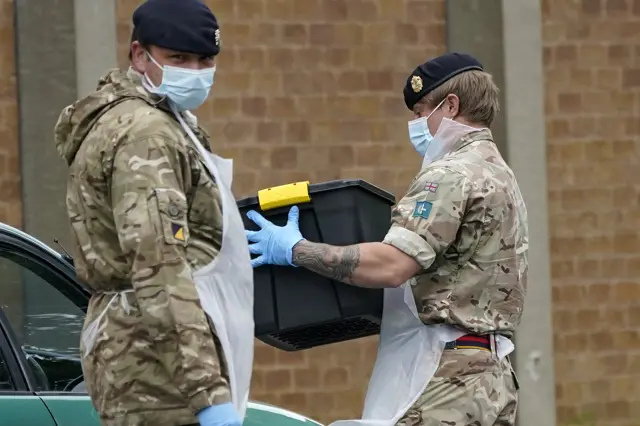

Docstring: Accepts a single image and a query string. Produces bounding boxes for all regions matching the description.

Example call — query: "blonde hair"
[419,70,500,127]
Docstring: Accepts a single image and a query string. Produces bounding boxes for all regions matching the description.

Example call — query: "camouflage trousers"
[396,347,519,426]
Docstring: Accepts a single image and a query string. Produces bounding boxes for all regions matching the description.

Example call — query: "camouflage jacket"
[382,129,528,338]
[54,68,230,426]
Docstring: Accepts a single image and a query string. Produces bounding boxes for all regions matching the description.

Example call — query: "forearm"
[291,240,417,288]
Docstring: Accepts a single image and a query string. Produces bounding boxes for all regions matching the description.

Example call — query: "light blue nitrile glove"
[196,403,242,426]
[245,206,304,268]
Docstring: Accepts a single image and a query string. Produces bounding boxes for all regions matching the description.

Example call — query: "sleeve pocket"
[152,188,190,247]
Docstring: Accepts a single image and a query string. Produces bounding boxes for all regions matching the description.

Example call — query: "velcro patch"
[413,201,433,219]
[171,223,185,241]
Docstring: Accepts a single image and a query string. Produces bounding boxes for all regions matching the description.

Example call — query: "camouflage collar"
[451,128,494,153]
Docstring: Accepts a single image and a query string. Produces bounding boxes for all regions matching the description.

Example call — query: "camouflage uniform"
[382,129,527,425]
[396,349,518,426]
[54,68,229,426]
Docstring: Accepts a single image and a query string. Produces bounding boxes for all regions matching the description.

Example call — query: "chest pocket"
[152,188,190,246]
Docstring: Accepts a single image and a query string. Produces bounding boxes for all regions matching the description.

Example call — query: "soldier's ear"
[130,41,148,74]
[445,94,460,118]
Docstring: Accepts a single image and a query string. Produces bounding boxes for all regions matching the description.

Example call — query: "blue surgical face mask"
[144,53,215,112]
[407,98,447,157]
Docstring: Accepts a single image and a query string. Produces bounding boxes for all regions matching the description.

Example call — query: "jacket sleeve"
[383,166,483,269]
[110,135,230,413]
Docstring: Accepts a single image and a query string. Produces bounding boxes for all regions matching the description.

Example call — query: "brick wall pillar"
[14,0,117,247]
[447,2,556,425]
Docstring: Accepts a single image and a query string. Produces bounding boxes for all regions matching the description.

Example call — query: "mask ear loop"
[142,51,164,91]
[425,97,447,120]
[145,51,163,70]
[419,96,448,137]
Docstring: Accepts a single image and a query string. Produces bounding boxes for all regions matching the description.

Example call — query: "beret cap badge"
[411,75,423,93]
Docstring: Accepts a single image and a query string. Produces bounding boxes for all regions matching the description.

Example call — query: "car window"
[0,254,84,392]
[0,349,13,390]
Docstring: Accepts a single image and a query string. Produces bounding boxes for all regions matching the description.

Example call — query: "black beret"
[403,52,483,111]
[132,0,221,57]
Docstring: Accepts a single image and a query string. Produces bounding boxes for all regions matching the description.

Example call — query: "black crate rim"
[236,179,396,209]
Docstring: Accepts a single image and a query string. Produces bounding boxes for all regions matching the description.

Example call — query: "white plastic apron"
[422,118,489,168]
[330,282,515,426]
[175,109,255,420]
[328,282,463,426]
[82,107,255,421]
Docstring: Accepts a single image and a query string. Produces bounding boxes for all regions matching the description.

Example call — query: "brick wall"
[0,0,20,228]
[116,0,445,422]
[543,0,640,425]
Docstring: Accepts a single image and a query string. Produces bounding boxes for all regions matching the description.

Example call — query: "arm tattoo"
[291,240,361,284]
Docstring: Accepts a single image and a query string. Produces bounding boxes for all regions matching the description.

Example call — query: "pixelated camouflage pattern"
[54,67,230,426]
[383,129,528,338]
[396,348,518,425]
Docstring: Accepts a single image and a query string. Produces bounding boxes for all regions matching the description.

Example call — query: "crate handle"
[257,181,311,211]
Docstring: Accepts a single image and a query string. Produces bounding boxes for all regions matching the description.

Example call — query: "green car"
[0,222,322,426]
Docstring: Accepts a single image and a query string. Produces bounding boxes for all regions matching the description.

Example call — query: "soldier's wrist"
[189,387,231,415]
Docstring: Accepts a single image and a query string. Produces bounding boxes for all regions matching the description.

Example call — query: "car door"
[0,226,99,426]
[0,308,57,426]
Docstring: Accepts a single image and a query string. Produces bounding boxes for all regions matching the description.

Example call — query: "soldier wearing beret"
[246,52,528,426]
[54,1,253,425]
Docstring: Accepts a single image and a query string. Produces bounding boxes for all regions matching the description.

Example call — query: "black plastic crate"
[237,179,395,351]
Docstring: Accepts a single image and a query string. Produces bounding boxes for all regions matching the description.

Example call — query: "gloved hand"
[197,403,242,426]
[245,206,304,268]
